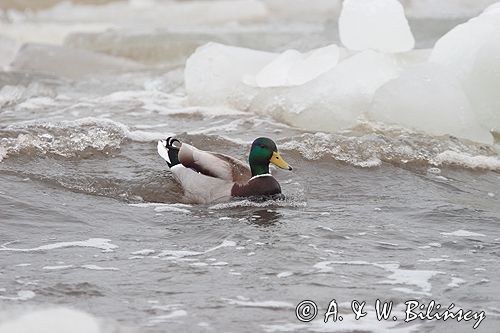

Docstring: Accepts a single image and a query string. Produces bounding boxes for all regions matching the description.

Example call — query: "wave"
[0,117,171,162]
[1,118,499,172]
[279,128,500,170]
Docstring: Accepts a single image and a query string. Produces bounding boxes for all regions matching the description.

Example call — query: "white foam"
[262,305,420,332]
[378,264,444,295]
[441,230,486,237]
[129,203,192,214]
[276,272,293,278]
[42,265,74,270]
[209,198,306,210]
[148,310,188,325]
[448,277,467,288]
[431,151,500,170]
[223,298,294,309]
[339,0,415,53]
[158,240,236,258]
[314,261,442,295]
[0,290,35,301]
[418,258,466,263]
[0,238,118,253]
[81,265,119,271]
[131,249,156,256]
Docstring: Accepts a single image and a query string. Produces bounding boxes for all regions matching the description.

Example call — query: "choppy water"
[1,1,500,332]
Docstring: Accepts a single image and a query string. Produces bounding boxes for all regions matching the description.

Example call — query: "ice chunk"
[0,35,19,68]
[185,42,275,108]
[265,0,341,20]
[400,0,499,19]
[35,0,267,26]
[0,308,100,333]
[430,12,500,132]
[463,35,500,132]
[253,44,340,87]
[369,63,491,143]
[339,0,415,53]
[251,50,402,131]
[430,14,500,80]
[482,2,500,16]
[10,43,143,79]
[64,28,324,66]
[186,43,401,132]
[254,50,301,87]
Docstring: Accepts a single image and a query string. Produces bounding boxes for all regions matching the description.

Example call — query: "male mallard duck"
[157,137,292,204]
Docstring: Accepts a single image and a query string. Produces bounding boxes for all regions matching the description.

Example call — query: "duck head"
[249,137,292,176]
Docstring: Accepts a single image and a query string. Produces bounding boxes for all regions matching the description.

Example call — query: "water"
[1,1,500,332]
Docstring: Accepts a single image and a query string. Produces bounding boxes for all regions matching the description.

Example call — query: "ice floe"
[10,43,142,79]
[184,2,500,144]
[0,308,101,333]
[339,0,415,53]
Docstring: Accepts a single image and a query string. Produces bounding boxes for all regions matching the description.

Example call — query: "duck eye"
[260,144,265,148]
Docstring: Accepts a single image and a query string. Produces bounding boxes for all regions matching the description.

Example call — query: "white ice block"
[339,0,415,53]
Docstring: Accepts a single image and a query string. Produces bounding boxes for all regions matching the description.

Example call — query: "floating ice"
[339,0,415,53]
[186,42,275,107]
[0,35,19,68]
[10,43,142,79]
[430,10,500,131]
[0,308,100,333]
[252,45,340,87]
[400,0,499,19]
[482,2,500,16]
[369,63,491,143]
[186,43,401,132]
[35,0,267,26]
[265,0,341,20]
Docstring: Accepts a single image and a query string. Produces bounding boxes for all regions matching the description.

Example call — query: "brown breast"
[230,175,281,197]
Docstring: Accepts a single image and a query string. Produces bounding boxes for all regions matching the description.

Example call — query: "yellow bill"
[271,151,292,171]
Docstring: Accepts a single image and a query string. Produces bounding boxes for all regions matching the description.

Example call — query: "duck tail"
[157,137,181,169]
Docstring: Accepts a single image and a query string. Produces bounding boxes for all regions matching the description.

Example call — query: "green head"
[249,137,292,176]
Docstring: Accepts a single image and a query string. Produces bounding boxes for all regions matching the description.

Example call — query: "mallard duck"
[157,137,292,204]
